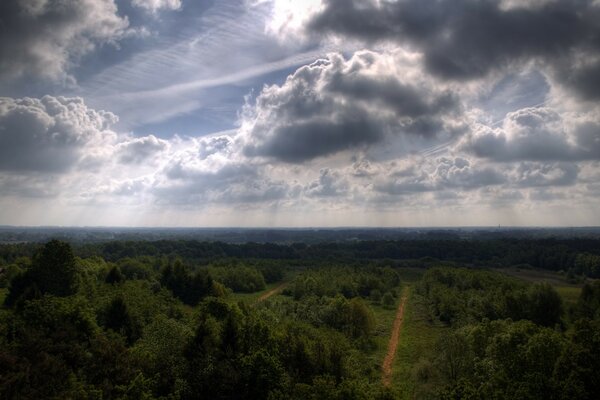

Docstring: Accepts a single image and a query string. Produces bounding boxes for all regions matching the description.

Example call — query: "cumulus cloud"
[0,0,130,82]
[116,134,169,164]
[154,160,291,205]
[512,162,579,187]
[374,157,505,195]
[131,0,182,12]
[461,107,600,162]
[240,51,463,163]
[292,0,600,100]
[0,96,117,172]
[199,136,232,160]
[305,169,348,197]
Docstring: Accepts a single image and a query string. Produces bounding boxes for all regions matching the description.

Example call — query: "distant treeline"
[1,238,599,277]
[88,239,600,278]
[2,226,600,244]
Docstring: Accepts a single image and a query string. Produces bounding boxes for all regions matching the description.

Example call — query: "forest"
[0,238,599,399]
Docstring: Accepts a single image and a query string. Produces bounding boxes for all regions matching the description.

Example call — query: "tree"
[526,283,563,327]
[4,240,79,306]
[30,240,79,297]
[105,265,125,284]
[104,296,140,345]
[382,292,395,308]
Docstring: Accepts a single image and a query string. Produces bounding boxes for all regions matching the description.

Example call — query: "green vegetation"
[0,239,599,399]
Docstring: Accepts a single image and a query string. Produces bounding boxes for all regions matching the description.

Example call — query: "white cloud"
[0,0,130,82]
[131,0,182,12]
[0,96,117,172]
[240,50,463,163]
[460,106,600,162]
[116,134,169,164]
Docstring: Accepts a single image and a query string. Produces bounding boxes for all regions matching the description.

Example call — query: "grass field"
[499,267,583,305]
[360,267,448,397]
[555,285,582,305]
[368,290,405,377]
[499,267,582,287]
[230,281,286,304]
[391,289,448,399]
[230,270,297,304]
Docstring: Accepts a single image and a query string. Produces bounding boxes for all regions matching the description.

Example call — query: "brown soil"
[382,288,409,387]
[256,282,288,303]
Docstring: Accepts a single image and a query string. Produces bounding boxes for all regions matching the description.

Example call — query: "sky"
[0,0,600,227]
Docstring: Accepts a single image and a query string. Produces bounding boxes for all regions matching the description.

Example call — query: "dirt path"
[382,287,410,387]
[255,282,288,303]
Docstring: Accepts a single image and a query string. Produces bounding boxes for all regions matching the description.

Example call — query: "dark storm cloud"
[0,0,129,82]
[325,71,459,119]
[307,0,600,99]
[241,52,462,163]
[244,117,384,163]
[0,96,117,172]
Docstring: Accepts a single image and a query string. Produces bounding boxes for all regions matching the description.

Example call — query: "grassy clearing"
[230,270,297,304]
[229,281,285,304]
[391,290,448,399]
[499,267,583,306]
[368,290,404,376]
[555,285,582,305]
[499,267,582,287]
[365,269,429,381]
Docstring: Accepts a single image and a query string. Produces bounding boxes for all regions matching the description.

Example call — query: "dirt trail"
[255,282,288,303]
[382,287,409,387]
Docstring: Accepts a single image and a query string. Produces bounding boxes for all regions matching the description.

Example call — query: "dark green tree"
[30,240,79,297]
[105,265,125,284]
[104,296,140,345]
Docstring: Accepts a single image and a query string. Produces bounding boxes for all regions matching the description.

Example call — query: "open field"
[229,281,286,304]
[555,285,582,305]
[499,267,583,287]
[382,287,409,386]
[391,290,448,399]
[499,267,585,305]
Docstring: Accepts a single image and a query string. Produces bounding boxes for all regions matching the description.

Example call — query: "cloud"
[240,50,463,163]
[461,107,600,162]
[199,136,232,160]
[305,169,348,197]
[374,157,505,195]
[116,134,169,164]
[296,0,600,100]
[0,0,130,83]
[0,96,117,172]
[131,0,182,12]
[512,162,579,187]
[154,159,291,205]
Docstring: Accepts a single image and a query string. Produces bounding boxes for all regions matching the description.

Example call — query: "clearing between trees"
[382,287,409,387]
[256,281,288,303]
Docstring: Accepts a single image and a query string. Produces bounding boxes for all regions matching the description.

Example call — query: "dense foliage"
[417,268,563,327]
[415,268,600,399]
[1,240,599,399]
[0,241,396,399]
